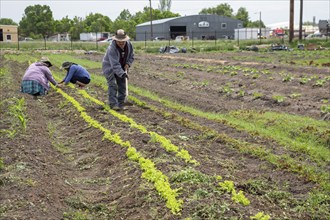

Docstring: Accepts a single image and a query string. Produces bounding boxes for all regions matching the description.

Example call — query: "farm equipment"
[124,70,129,102]
[245,45,259,52]
[270,44,291,51]
[159,45,179,54]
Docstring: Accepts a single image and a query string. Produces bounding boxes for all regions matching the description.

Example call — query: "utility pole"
[259,11,262,44]
[149,0,153,40]
[289,0,294,43]
[299,0,303,40]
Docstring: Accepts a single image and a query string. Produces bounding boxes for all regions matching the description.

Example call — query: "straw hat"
[40,57,52,67]
[112,29,130,41]
[61,61,73,69]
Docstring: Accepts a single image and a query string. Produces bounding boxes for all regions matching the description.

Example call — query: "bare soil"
[1,51,329,220]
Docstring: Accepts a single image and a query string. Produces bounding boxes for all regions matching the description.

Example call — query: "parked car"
[154,36,165,41]
[99,38,113,44]
[305,33,326,39]
[23,37,33,41]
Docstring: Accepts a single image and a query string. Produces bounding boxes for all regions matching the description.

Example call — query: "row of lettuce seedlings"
[89,73,329,193]
[53,81,270,219]
[127,86,330,189]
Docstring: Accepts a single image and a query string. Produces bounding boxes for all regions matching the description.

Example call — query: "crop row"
[54,85,183,214]
[55,77,271,218]
[124,85,330,188]
[0,68,27,138]
[171,63,329,111]
[83,70,329,193]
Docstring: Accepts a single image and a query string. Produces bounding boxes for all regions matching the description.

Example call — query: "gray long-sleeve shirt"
[102,40,134,78]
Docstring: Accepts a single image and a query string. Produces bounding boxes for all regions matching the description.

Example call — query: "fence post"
[215,30,217,47]
[145,31,147,49]
[95,32,98,50]
[44,36,47,50]
[192,31,194,48]
[17,28,20,50]
[237,29,240,47]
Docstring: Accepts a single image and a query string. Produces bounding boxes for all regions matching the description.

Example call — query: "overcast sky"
[1,0,329,27]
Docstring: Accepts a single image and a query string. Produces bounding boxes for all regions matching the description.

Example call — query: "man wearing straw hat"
[102,29,134,111]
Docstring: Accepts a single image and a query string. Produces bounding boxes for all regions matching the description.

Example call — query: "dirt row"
[128,53,329,120]
[0,55,328,219]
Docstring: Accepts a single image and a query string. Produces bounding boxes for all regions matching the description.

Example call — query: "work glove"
[122,72,129,79]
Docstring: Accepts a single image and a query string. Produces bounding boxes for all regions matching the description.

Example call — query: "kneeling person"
[59,62,91,88]
[21,57,59,99]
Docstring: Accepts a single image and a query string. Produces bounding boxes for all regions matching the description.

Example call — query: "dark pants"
[105,72,126,108]
[70,76,90,84]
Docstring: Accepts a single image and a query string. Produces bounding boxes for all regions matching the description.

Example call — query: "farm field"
[1,50,329,219]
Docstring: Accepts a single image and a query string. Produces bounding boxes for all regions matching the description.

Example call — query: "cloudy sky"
[1,0,329,26]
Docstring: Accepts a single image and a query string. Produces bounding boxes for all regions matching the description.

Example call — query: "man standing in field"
[102,29,134,111]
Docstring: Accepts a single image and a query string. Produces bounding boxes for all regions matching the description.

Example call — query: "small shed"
[0,25,18,42]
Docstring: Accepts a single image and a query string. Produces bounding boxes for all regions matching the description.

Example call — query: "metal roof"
[136,17,179,27]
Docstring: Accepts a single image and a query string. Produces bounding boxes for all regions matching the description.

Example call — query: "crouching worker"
[21,57,60,99]
[58,62,91,88]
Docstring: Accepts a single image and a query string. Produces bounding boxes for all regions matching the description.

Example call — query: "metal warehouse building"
[136,14,243,41]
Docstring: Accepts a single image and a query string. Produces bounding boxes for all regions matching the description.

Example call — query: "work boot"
[120,106,128,111]
[111,106,121,111]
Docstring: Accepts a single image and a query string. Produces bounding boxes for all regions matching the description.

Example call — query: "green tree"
[85,13,112,33]
[113,19,137,40]
[54,16,72,33]
[235,7,249,27]
[19,4,54,39]
[199,3,234,17]
[117,9,132,20]
[69,16,85,40]
[0,18,18,25]
[132,6,179,25]
[159,0,172,12]
[246,20,265,28]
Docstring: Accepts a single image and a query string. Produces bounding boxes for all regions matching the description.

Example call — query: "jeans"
[105,72,126,108]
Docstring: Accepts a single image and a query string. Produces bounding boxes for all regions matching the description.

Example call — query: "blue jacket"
[102,40,134,78]
[63,64,90,84]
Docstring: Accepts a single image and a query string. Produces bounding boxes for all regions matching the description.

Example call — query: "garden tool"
[124,69,133,106]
